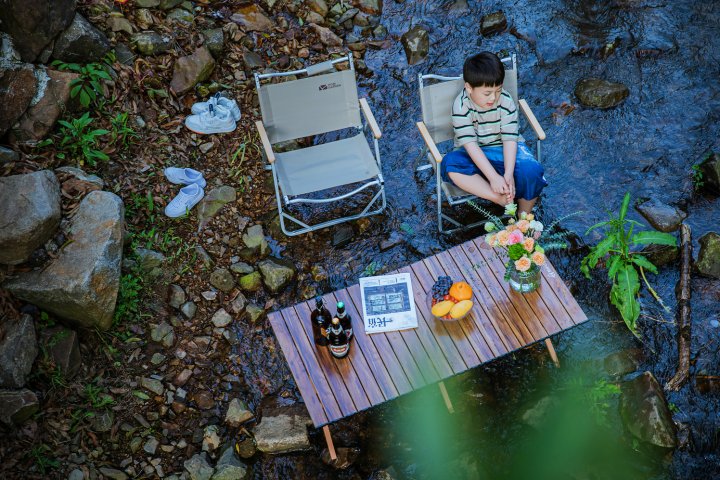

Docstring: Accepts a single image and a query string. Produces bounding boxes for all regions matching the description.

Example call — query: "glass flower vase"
[506,262,541,293]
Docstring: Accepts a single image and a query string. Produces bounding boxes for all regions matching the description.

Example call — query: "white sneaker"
[163,167,206,188]
[165,183,205,218]
[191,94,241,121]
[185,104,236,134]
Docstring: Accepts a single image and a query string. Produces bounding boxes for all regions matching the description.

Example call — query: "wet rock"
[211,308,233,328]
[181,301,198,320]
[642,244,678,267]
[212,446,249,480]
[225,398,253,427]
[92,410,113,432]
[39,326,81,379]
[696,232,720,279]
[307,0,329,17]
[699,152,720,194]
[98,468,128,480]
[0,389,39,427]
[198,186,236,229]
[253,405,312,454]
[380,232,403,251]
[575,78,629,109]
[168,284,186,309]
[107,14,134,34]
[52,13,111,63]
[245,304,265,323]
[210,268,235,292]
[356,0,383,15]
[230,262,254,275]
[480,11,507,37]
[150,322,175,347]
[258,257,296,293]
[55,166,104,188]
[202,28,224,59]
[332,224,355,248]
[0,314,38,388]
[321,446,360,469]
[160,0,182,9]
[242,225,269,257]
[0,171,61,265]
[239,272,263,293]
[636,199,686,233]
[369,468,398,480]
[401,26,429,66]
[202,424,221,452]
[522,396,558,429]
[11,68,79,142]
[4,191,124,331]
[185,453,214,480]
[231,5,274,32]
[134,248,166,278]
[620,371,677,448]
[311,23,343,46]
[170,46,215,95]
[167,8,194,24]
[140,377,165,396]
[604,349,642,377]
[0,146,19,164]
[132,32,173,56]
[0,0,75,62]
[0,62,37,138]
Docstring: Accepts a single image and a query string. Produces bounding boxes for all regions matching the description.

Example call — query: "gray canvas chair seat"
[275,134,378,197]
[415,53,547,234]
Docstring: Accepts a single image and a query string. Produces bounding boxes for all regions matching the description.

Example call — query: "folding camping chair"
[415,53,547,234]
[254,54,386,237]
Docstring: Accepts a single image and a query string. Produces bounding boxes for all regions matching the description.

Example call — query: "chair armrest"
[416,121,443,163]
[518,99,546,141]
[255,120,276,164]
[359,98,382,139]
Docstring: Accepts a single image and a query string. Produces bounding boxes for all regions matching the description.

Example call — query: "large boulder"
[575,78,629,109]
[401,26,429,66]
[170,46,215,95]
[4,191,124,331]
[0,314,38,388]
[0,0,76,62]
[0,389,39,427]
[619,372,677,448]
[52,13,111,63]
[0,62,37,137]
[10,67,79,142]
[258,257,296,293]
[696,232,720,279]
[0,170,61,265]
[636,199,686,233]
[253,405,312,454]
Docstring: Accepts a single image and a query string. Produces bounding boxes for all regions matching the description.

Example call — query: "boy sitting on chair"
[442,52,547,214]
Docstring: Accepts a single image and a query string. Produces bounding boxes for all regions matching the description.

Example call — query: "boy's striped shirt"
[451,89,522,148]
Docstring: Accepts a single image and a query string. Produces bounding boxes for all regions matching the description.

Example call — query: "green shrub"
[40,112,109,166]
[52,56,113,108]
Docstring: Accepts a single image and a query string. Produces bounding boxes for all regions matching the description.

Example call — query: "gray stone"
[135,0,160,7]
[55,166,104,188]
[307,0,329,16]
[230,262,254,275]
[68,469,84,480]
[52,13,111,63]
[0,146,19,164]
[575,78,629,109]
[0,314,38,388]
[160,0,183,9]
[0,62,37,137]
[166,8,194,24]
[480,11,507,36]
[356,0,382,15]
[253,405,312,454]
[202,28,225,59]
[150,352,166,365]
[225,398,253,427]
[135,9,154,30]
[98,468,128,480]
[150,322,175,347]
[0,389,39,427]
[620,372,677,448]
[196,245,214,269]
[4,191,124,331]
[258,257,296,293]
[238,271,263,292]
[106,15,134,34]
[168,284,186,308]
[132,32,173,56]
[198,186,236,229]
[0,170,61,265]
[230,5,274,32]
[642,244,679,267]
[184,453,214,480]
[243,49,263,69]
[310,23,342,46]
[636,199,686,233]
[242,224,269,256]
[39,326,81,379]
[91,410,113,432]
[245,304,265,323]
[230,293,247,314]
[202,424,221,452]
[140,377,164,396]
[235,436,256,459]
[144,436,159,454]
[696,232,720,279]
[210,268,235,292]
[212,446,249,480]
[211,308,233,328]
[134,248,167,277]
[171,46,215,95]
[0,0,75,62]
[114,43,135,65]
[401,26,429,65]
[699,152,720,194]
[604,349,642,377]
[181,301,198,320]
[336,8,359,25]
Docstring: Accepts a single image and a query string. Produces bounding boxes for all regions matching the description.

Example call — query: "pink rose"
[507,230,524,245]
[533,231,541,240]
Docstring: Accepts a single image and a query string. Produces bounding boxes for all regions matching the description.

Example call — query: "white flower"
[529,220,544,232]
[504,203,518,216]
[484,222,496,232]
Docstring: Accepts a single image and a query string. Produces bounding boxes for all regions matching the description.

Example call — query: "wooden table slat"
[540,260,588,326]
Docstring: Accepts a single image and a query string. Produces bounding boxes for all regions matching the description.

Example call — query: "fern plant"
[581,193,676,336]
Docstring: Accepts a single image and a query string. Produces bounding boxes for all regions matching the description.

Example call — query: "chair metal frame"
[415,53,547,234]
[254,54,386,237]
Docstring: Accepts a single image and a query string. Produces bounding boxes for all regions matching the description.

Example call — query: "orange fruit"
[431,300,454,317]
[450,300,473,319]
[449,281,473,301]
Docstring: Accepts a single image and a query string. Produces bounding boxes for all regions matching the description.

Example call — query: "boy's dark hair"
[463,52,505,88]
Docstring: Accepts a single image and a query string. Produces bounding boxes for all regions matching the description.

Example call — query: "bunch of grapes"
[431,276,453,302]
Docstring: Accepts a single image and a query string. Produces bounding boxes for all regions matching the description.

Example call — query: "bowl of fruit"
[429,276,474,321]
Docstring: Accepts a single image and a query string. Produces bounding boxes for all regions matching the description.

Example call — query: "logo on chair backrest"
[318,82,341,91]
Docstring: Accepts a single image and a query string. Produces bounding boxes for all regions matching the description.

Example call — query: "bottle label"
[330,344,349,356]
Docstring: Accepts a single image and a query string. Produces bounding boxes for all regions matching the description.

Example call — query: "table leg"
[438,381,454,413]
[545,338,560,367]
[323,425,337,460]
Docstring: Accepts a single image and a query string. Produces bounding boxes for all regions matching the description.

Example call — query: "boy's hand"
[504,173,516,199]
[490,174,508,195]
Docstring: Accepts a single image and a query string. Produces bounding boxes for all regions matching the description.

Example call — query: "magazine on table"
[359,273,418,334]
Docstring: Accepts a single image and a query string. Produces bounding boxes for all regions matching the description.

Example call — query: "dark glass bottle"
[336,301,353,340]
[311,296,331,346]
[327,317,350,359]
